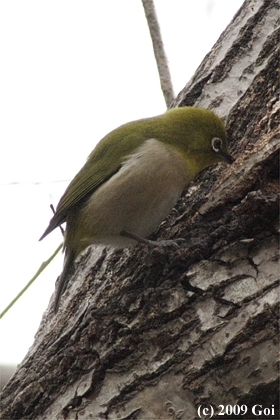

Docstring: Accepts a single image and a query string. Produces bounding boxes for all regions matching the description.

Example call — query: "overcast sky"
[0,0,244,365]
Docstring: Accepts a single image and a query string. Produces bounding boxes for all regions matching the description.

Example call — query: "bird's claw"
[147,237,186,248]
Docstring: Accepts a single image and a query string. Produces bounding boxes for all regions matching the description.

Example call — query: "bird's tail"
[53,249,75,313]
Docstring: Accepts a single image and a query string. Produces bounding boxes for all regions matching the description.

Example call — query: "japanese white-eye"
[40,107,234,312]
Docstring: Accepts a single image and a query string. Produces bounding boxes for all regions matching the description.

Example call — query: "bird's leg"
[121,230,185,248]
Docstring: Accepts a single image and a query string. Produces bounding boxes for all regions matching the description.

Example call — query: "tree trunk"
[1,0,279,418]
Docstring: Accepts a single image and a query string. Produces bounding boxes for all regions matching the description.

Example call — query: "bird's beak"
[220,150,235,164]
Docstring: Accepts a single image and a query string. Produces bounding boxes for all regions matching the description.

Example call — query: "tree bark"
[1,0,279,418]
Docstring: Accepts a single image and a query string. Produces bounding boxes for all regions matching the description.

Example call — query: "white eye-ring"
[211,137,222,153]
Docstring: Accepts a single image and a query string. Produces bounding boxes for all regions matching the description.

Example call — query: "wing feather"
[40,122,151,240]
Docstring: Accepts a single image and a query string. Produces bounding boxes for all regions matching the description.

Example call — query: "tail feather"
[39,214,65,241]
[53,250,76,313]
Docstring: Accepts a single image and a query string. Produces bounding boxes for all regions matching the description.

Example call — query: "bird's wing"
[40,125,149,240]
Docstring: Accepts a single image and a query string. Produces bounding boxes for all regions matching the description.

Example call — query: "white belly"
[79,139,192,247]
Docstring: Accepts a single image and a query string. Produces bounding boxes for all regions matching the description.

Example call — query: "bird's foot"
[144,237,186,248]
[121,230,186,248]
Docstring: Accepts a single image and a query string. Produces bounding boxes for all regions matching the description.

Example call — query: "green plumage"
[40,106,234,312]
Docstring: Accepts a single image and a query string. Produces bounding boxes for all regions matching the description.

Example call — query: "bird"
[39,106,234,312]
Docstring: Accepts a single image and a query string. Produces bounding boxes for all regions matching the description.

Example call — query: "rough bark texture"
[1,0,279,419]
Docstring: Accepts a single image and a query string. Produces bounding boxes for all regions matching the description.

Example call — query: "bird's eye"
[211,137,222,153]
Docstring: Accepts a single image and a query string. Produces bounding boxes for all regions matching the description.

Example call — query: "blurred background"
[0,0,244,388]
